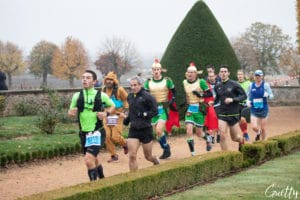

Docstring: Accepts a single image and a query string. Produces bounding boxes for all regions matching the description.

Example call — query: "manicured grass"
[0,116,78,139]
[164,151,300,200]
[0,116,80,164]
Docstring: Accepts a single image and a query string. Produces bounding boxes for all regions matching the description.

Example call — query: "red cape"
[165,90,180,133]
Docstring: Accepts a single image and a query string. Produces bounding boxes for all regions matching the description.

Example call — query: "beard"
[105,82,114,88]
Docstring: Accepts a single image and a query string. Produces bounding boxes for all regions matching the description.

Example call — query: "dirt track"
[0,106,300,200]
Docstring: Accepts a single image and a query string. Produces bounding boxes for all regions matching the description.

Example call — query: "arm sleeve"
[145,94,158,118]
[232,83,247,102]
[170,88,177,98]
[264,83,274,100]
[203,89,213,97]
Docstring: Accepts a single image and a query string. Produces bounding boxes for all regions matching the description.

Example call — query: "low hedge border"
[0,142,81,167]
[268,130,300,154]
[21,151,243,200]
[20,130,300,200]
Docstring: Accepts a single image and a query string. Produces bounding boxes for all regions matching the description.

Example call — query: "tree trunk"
[42,72,48,86]
[8,73,12,88]
[69,78,74,88]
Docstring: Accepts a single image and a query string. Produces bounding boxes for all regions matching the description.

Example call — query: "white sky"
[0,0,297,59]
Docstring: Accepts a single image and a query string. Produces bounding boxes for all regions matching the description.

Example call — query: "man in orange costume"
[102,71,129,162]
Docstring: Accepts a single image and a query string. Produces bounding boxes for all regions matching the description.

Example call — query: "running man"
[144,59,177,159]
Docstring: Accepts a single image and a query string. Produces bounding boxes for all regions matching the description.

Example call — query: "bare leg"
[127,138,140,171]
[229,123,243,143]
[142,141,159,165]
[218,120,229,150]
[85,153,97,169]
[260,118,268,140]
[251,115,260,132]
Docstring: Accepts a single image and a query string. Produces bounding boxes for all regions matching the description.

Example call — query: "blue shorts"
[251,108,269,118]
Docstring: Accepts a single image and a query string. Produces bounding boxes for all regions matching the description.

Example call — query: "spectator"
[0,70,8,90]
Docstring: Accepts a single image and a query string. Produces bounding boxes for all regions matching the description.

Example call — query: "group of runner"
[68,60,274,181]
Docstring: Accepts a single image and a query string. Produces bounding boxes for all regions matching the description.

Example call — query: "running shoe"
[123,145,128,155]
[255,129,261,141]
[238,138,245,152]
[216,132,221,143]
[107,155,119,163]
[244,133,250,141]
[206,135,212,151]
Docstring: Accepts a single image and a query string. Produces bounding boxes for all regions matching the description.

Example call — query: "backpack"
[76,90,103,130]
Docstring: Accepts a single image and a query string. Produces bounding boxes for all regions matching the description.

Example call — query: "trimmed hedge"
[268,130,300,154]
[22,152,243,200]
[0,142,81,167]
[21,130,300,200]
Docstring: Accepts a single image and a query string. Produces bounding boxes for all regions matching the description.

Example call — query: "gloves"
[123,117,130,126]
[246,101,251,107]
[169,97,177,111]
[263,91,269,98]
[192,90,203,98]
[169,97,175,106]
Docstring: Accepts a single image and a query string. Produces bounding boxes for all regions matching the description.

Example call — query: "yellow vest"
[183,79,204,104]
[149,79,169,103]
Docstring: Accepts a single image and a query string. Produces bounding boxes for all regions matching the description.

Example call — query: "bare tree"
[94,36,141,79]
[280,48,300,85]
[240,22,292,74]
[231,37,259,72]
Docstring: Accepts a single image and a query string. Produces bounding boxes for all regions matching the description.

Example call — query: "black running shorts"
[128,126,153,144]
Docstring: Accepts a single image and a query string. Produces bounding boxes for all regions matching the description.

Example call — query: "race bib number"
[158,105,164,115]
[253,98,263,109]
[85,130,101,147]
[187,103,199,113]
[107,115,118,126]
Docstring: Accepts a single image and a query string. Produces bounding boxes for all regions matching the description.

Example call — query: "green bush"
[25,152,31,162]
[13,96,40,116]
[0,156,7,167]
[161,0,240,118]
[35,87,67,134]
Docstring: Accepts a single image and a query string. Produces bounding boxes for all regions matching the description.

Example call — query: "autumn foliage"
[51,36,88,87]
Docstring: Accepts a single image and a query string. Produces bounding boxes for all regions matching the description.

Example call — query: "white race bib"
[107,115,119,126]
[85,130,101,147]
[158,105,164,115]
[187,103,199,113]
[253,98,263,109]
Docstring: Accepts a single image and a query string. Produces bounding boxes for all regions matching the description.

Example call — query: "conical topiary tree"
[161,0,240,117]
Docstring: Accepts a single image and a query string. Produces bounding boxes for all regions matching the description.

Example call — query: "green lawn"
[0,116,80,164]
[164,151,300,200]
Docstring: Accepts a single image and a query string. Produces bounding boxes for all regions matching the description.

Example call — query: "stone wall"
[0,86,299,116]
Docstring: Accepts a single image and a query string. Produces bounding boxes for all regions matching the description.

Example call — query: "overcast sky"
[0,0,297,59]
